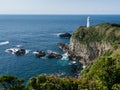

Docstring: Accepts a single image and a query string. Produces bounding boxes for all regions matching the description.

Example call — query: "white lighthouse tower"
[87,16,90,28]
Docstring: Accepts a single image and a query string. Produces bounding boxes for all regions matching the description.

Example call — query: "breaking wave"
[52,33,62,37]
[0,41,9,46]
[61,53,68,60]
[16,45,22,48]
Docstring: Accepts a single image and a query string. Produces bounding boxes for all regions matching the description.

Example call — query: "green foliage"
[112,84,120,90]
[28,75,78,90]
[0,75,27,90]
[72,23,120,45]
[81,56,120,90]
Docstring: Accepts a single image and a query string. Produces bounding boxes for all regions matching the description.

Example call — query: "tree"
[0,75,27,90]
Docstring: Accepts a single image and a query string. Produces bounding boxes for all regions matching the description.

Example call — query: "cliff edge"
[69,23,120,65]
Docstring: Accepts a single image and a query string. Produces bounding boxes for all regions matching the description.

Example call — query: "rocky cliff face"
[70,39,112,65]
[69,23,120,65]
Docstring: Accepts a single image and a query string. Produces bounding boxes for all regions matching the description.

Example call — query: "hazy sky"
[0,0,119,14]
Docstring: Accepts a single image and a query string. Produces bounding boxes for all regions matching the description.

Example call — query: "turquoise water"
[0,15,120,80]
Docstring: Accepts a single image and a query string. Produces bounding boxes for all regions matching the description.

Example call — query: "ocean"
[0,15,120,81]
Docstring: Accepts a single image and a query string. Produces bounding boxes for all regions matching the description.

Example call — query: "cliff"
[69,23,120,65]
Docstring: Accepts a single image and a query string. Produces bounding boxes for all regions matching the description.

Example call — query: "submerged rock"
[59,33,71,38]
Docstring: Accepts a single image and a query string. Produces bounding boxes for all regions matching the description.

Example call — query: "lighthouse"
[87,16,90,28]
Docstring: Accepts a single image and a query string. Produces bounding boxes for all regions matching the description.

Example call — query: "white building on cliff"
[87,16,90,28]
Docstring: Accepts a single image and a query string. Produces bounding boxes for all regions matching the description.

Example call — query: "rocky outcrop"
[59,33,71,38]
[33,50,62,59]
[46,52,62,59]
[34,51,46,58]
[6,48,26,56]
[15,49,26,56]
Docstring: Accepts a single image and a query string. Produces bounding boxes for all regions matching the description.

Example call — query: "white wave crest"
[61,53,68,60]
[52,33,63,37]
[5,48,19,54]
[33,51,38,54]
[56,33,63,37]
[0,41,9,46]
[16,45,22,48]
[26,50,30,54]
[71,61,77,64]
[47,50,53,53]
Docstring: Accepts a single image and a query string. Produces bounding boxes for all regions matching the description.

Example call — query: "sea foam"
[52,33,62,37]
[61,53,68,60]
[16,45,22,48]
[0,41,9,46]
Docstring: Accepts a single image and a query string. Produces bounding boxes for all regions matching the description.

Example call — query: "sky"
[0,0,119,14]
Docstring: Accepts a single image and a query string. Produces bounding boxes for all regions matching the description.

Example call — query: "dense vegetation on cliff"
[81,56,120,90]
[0,23,120,90]
[72,23,120,45]
[70,23,120,65]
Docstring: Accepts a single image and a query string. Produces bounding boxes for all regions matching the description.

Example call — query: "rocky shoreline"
[57,43,85,66]
[4,32,91,67]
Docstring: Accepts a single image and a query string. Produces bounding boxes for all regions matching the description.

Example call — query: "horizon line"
[0,14,120,15]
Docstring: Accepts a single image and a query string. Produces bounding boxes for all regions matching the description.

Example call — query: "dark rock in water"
[7,49,13,53]
[46,52,62,59]
[35,51,46,58]
[15,49,26,56]
[46,53,55,58]
[59,33,71,38]
[57,43,69,52]
[55,53,63,59]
